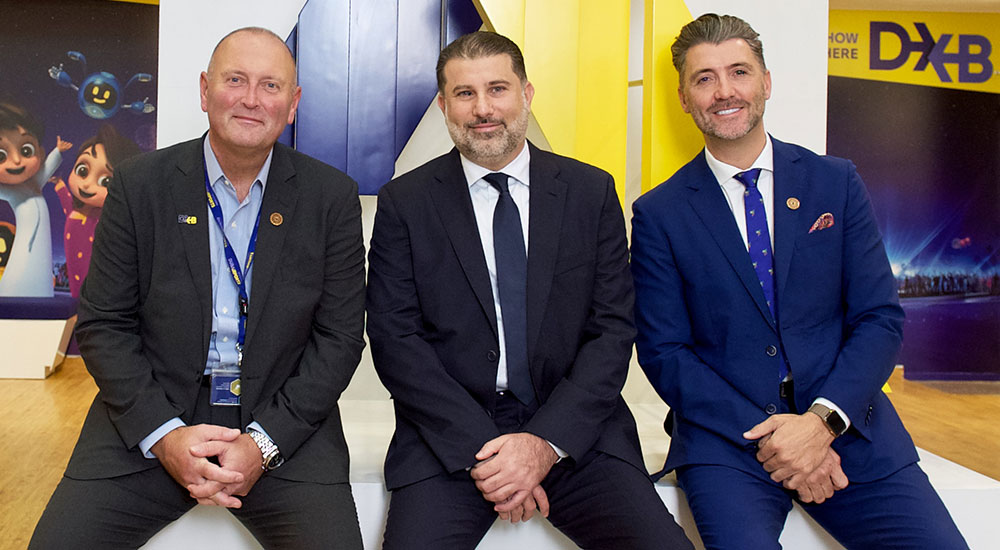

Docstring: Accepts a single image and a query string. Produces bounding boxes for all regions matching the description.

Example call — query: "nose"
[472,95,492,119]
[714,75,735,100]
[242,84,260,108]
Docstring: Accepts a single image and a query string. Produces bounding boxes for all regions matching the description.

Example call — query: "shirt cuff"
[812,397,852,430]
[246,421,272,442]
[139,417,186,459]
[547,440,569,462]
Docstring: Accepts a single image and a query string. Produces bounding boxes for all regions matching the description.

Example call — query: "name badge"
[210,365,241,406]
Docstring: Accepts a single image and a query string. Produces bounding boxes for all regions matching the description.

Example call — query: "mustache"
[465,118,506,129]
[709,99,748,112]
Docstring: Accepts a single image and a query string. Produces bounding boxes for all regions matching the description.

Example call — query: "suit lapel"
[686,151,775,327]
[525,146,565,361]
[771,138,803,303]
[428,149,499,338]
[170,138,213,350]
[245,144,298,347]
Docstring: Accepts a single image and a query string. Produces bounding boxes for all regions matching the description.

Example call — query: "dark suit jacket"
[366,144,645,490]
[631,137,917,483]
[67,136,366,484]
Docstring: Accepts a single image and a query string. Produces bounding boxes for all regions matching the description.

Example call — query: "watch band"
[248,428,284,471]
[807,403,848,437]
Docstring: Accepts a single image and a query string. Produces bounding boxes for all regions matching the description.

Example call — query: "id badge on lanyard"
[205,162,261,406]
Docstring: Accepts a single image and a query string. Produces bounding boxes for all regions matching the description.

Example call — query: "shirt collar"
[202,136,273,193]
[704,133,774,186]
[459,141,531,189]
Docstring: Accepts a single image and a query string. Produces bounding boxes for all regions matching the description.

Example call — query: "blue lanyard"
[204,167,262,366]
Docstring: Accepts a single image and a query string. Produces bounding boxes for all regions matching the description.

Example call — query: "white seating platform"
[0,316,75,379]
[142,398,1000,550]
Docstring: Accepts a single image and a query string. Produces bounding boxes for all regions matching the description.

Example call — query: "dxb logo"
[870,21,993,83]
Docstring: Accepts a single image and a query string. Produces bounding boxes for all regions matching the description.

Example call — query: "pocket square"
[809,212,834,233]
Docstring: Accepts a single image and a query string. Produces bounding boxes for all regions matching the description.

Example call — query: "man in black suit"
[366,31,692,549]
[30,27,366,549]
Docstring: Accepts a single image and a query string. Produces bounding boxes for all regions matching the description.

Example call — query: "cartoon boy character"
[52,124,140,296]
[0,102,70,297]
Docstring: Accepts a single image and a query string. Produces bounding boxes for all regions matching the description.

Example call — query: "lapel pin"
[786,197,800,210]
[177,215,198,224]
[269,212,283,226]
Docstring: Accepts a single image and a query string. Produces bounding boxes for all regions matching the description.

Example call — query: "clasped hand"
[469,433,558,523]
[744,413,849,503]
[151,424,264,508]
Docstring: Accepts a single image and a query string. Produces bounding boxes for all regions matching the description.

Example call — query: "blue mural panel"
[293,0,481,194]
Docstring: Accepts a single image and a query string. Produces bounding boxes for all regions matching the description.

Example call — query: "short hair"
[671,14,765,82]
[77,124,141,171]
[0,102,44,142]
[207,26,296,80]
[436,31,527,93]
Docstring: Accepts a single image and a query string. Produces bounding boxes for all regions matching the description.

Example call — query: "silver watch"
[247,429,284,471]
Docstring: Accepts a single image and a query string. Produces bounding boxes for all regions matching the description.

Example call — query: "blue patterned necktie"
[483,172,534,405]
[734,168,788,381]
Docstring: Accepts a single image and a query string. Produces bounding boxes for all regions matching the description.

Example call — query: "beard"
[686,83,767,141]
[445,100,530,167]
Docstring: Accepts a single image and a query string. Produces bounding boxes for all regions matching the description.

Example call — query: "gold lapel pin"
[786,197,800,210]
[270,212,283,226]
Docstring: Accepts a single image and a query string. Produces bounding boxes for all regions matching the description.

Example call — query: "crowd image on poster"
[0,0,157,299]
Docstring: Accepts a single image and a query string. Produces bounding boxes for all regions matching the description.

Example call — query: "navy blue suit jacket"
[366,144,646,490]
[631,137,916,483]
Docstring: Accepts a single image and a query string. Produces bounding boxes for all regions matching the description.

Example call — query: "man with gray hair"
[630,13,966,549]
[30,27,365,549]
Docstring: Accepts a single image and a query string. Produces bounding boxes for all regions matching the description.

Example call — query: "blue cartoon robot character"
[48,51,155,120]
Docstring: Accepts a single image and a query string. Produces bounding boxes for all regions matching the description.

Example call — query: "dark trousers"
[678,462,968,550]
[382,392,693,549]
[29,385,363,550]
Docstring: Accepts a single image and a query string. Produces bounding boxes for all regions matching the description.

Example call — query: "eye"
[20,143,36,158]
[98,175,112,188]
[0,149,7,163]
[74,163,90,178]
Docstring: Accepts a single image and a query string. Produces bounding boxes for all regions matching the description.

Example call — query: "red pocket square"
[809,212,834,233]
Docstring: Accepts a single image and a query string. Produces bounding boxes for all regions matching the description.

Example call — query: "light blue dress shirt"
[138,138,273,458]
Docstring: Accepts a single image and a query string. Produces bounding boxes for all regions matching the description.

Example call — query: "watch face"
[266,454,285,470]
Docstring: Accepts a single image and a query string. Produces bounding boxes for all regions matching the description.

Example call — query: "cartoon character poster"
[0,0,157,298]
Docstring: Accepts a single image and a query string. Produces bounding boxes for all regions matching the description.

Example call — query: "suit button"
[487,350,498,361]
[765,345,777,357]
[765,403,778,414]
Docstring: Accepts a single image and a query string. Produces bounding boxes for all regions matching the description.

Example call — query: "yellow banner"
[829,10,999,93]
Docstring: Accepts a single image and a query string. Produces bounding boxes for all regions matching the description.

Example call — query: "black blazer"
[366,144,645,490]
[68,137,366,484]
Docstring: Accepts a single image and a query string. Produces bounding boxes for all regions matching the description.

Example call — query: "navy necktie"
[734,168,788,381]
[484,172,534,405]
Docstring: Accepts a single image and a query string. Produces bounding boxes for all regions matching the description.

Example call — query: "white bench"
[0,297,77,379]
[141,396,1000,549]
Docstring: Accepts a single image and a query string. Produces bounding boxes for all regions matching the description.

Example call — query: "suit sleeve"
[251,178,367,457]
[813,166,904,430]
[366,188,500,473]
[631,197,768,446]
[75,162,184,449]
[521,175,636,459]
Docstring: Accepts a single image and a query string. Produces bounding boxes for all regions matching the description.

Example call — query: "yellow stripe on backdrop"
[475,1,631,205]
[641,0,703,194]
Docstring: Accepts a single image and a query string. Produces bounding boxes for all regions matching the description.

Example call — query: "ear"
[199,72,210,113]
[523,81,535,107]
[287,86,302,125]
[437,93,446,114]
[678,86,691,114]
[763,70,772,100]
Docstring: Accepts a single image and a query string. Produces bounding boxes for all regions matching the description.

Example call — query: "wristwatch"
[247,428,285,471]
[807,403,848,437]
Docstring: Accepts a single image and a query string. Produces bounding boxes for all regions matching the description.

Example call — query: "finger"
[532,485,550,518]
[189,440,228,458]
[498,511,510,522]
[197,461,245,485]
[192,424,242,442]
[831,467,849,490]
[493,488,528,512]
[508,504,523,524]
[743,417,777,440]
[187,480,226,499]
[475,436,508,461]
[209,490,242,509]
[469,458,501,481]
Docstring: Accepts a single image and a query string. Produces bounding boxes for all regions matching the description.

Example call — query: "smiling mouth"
[5,167,25,175]
[715,107,741,116]
[93,97,106,104]
[77,188,97,199]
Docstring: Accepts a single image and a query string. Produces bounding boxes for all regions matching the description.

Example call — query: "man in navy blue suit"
[630,13,966,549]
[367,31,692,549]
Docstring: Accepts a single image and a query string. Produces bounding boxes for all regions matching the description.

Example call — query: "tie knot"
[484,172,512,194]
[734,168,762,189]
